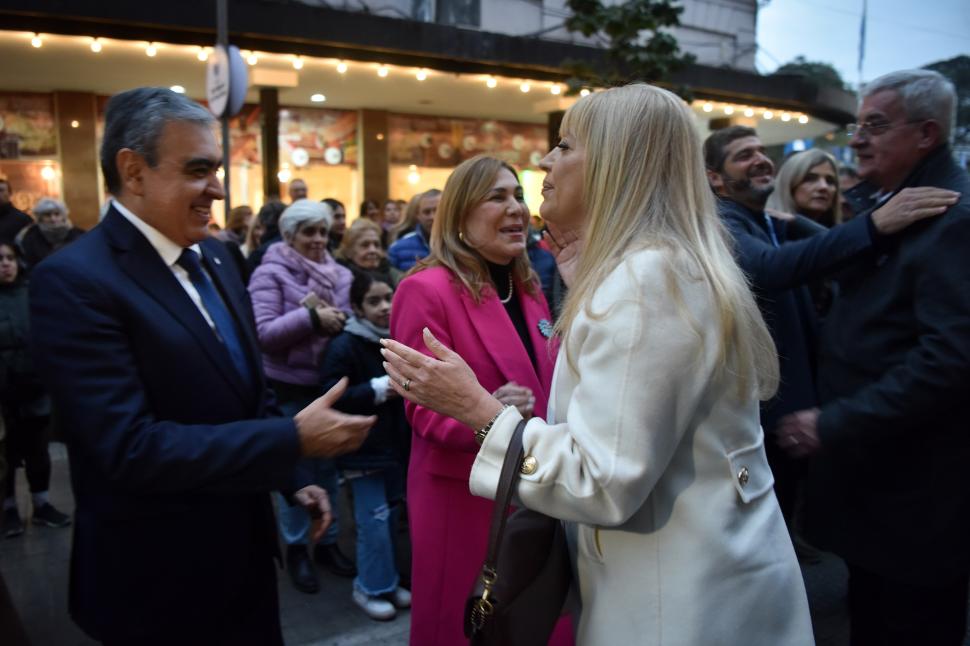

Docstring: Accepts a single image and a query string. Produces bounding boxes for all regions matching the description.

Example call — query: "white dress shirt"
[112,200,218,330]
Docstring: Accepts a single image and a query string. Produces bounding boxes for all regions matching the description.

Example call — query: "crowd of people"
[0,66,966,646]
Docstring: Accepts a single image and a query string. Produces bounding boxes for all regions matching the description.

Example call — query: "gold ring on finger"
[403,378,411,392]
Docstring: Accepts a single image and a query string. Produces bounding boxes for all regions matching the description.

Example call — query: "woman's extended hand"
[543,222,583,289]
[381,328,505,430]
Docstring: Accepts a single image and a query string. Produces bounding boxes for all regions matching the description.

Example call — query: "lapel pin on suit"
[538,319,553,339]
[213,256,222,265]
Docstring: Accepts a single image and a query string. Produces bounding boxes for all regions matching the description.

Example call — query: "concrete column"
[359,109,389,205]
[53,91,100,230]
[259,87,280,200]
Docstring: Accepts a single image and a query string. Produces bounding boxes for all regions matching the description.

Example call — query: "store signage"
[206,45,248,118]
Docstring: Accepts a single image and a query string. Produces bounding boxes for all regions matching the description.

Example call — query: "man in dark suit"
[29,87,374,646]
[703,126,950,542]
[777,70,967,645]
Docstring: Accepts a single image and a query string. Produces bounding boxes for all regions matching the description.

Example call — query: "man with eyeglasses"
[777,69,968,645]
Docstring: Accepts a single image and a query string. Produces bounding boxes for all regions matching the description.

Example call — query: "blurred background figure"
[248,199,287,271]
[323,198,347,252]
[218,205,254,281]
[359,200,380,224]
[387,192,422,245]
[0,240,71,539]
[838,164,863,220]
[288,178,308,203]
[768,150,843,228]
[387,189,440,271]
[0,180,31,243]
[18,198,85,268]
[336,219,401,287]
[247,199,357,594]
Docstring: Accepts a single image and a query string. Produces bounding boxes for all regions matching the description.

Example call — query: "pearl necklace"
[498,272,514,304]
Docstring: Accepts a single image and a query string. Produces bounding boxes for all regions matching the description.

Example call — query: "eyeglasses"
[846,119,923,139]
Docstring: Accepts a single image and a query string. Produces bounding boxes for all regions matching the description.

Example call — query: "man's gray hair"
[33,197,69,216]
[279,199,333,241]
[863,69,956,142]
[100,87,215,195]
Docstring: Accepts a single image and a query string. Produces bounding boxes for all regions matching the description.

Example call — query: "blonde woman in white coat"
[380,83,814,646]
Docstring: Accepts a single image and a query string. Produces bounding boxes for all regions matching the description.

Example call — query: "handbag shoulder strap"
[481,418,527,576]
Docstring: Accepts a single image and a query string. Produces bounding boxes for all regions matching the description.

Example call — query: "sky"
[756,0,970,87]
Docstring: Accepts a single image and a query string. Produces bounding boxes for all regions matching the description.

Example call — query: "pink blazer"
[391,266,567,646]
[391,266,557,481]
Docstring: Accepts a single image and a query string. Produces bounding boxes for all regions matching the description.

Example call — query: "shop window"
[0,92,61,210]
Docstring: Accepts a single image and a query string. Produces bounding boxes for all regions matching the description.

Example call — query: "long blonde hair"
[555,83,778,400]
[413,156,537,302]
[766,149,843,226]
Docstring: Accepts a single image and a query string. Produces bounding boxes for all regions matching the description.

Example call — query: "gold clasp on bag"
[471,567,498,629]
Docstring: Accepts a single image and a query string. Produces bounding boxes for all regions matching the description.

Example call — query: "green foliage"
[771,56,846,90]
[561,0,695,96]
[924,55,969,146]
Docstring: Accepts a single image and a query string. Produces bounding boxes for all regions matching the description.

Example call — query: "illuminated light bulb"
[70,120,80,128]
[170,85,185,94]
[247,52,258,66]
[763,111,774,120]
[580,89,590,97]
[520,82,531,93]
[781,113,791,122]
[41,166,56,180]
[724,106,735,115]
[744,108,754,117]
[416,69,428,81]
[197,47,208,61]
[550,85,561,95]
[485,77,497,89]
[31,34,42,48]
[377,65,389,78]
[146,43,158,57]
[408,171,420,185]
[90,38,102,53]
[293,56,304,70]
[278,166,292,183]
[702,103,713,112]
[336,61,348,74]
[798,115,809,124]
[310,93,326,103]
[216,168,225,180]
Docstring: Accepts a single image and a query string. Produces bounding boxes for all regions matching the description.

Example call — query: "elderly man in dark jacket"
[703,126,948,547]
[777,69,968,645]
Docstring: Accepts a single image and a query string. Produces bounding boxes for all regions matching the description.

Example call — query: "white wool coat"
[470,248,814,646]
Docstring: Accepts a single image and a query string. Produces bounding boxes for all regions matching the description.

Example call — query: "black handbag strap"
[482,418,528,576]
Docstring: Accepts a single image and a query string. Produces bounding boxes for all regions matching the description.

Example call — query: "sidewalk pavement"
[1,444,967,645]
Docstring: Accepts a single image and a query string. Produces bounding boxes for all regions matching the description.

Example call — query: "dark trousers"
[3,414,51,498]
[847,562,969,646]
[100,551,283,646]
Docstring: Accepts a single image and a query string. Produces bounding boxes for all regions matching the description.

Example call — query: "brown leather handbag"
[464,419,572,646]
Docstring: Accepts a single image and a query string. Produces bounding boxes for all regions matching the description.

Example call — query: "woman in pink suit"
[390,156,570,646]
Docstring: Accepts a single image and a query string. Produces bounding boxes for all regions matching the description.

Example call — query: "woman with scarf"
[248,199,357,594]
[18,198,84,268]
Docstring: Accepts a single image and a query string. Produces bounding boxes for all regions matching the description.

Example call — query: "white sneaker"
[353,589,397,621]
[384,586,411,609]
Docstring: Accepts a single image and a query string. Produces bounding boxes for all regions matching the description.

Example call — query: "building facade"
[0,0,854,230]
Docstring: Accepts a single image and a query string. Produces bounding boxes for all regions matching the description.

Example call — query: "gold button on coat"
[737,467,750,487]
[520,456,538,475]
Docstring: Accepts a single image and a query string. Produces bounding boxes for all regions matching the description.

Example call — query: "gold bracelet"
[475,406,510,446]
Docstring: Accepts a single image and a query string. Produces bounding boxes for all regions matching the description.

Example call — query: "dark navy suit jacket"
[718,198,874,432]
[29,207,305,641]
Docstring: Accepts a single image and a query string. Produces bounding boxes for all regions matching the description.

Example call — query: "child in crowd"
[319,271,411,620]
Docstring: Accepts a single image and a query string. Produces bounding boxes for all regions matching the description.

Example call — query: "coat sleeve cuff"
[469,406,523,500]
